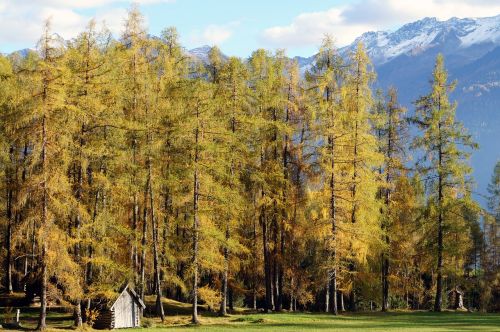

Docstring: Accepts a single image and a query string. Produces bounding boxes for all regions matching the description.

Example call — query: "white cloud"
[0,0,170,51]
[262,7,371,47]
[190,21,240,46]
[10,0,175,9]
[261,0,500,48]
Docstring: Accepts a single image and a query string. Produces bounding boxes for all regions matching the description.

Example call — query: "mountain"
[341,16,500,65]
[187,45,229,63]
[187,45,214,63]
[340,15,500,204]
[187,15,500,204]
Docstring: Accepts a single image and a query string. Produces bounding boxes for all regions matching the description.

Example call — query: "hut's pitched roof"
[93,284,146,310]
[110,285,146,310]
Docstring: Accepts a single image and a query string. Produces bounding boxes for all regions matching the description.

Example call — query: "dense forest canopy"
[0,7,498,330]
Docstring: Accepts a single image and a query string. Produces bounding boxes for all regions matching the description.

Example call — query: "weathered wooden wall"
[113,291,136,328]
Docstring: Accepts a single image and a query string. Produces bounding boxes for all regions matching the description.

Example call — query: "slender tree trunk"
[434,122,444,312]
[261,203,272,313]
[279,90,291,313]
[140,180,148,300]
[325,280,330,313]
[22,142,29,287]
[229,287,234,311]
[38,115,48,331]
[381,101,394,312]
[148,153,165,321]
[73,129,84,328]
[6,185,13,293]
[381,255,389,311]
[220,110,236,317]
[339,291,345,312]
[132,192,139,282]
[329,151,338,315]
[192,107,200,324]
[38,243,48,331]
[326,81,338,315]
[252,197,258,311]
[272,210,279,311]
[219,229,229,316]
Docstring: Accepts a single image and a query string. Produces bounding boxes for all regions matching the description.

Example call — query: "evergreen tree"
[412,54,477,311]
[306,36,345,314]
[10,20,82,330]
[341,42,382,311]
[375,87,408,311]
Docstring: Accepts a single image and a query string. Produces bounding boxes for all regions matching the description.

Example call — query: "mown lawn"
[135,311,500,332]
[1,297,499,332]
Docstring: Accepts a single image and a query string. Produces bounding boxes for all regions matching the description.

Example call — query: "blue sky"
[1,0,500,57]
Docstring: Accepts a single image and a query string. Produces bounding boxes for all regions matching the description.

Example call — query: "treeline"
[0,7,498,329]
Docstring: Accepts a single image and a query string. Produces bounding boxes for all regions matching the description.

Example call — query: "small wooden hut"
[93,285,146,329]
[447,287,466,310]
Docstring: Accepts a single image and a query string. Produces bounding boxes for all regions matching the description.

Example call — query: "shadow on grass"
[1,307,74,331]
[183,312,500,331]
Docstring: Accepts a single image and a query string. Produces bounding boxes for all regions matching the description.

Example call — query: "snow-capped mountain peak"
[341,14,500,65]
[187,45,214,63]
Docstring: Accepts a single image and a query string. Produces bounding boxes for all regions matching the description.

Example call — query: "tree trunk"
[229,286,234,311]
[38,243,48,331]
[381,255,389,311]
[140,189,147,301]
[327,84,338,316]
[132,192,139,282]
[5,201,13,294]
[192,108,200,324]
[5,145,14,294]
[261,204,272,313]
[325,281,330,313]
[149,160,165,321]
[252,195,258,311]
[37,114,48,331]
[434,122,444,312]
[381,99,395,313]
[74,300,83,327]
[350,290,356,312]
[219,229,229,316]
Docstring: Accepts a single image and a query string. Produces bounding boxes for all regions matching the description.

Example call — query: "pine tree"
[247,49,290,312]
[10,20,82,330]
[375,87,408,311]
[0,54,15,295]
[341,42,382,311]
[412,54,477,312]
[306,36,345,314]
[65,19,119,325]
[483,161,500,310]
[118,6,151,298]
[209,52,249,316]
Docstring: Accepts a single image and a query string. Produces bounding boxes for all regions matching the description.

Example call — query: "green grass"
[0,306,74,330]
[1,297,499,332]
[135,311,500,332]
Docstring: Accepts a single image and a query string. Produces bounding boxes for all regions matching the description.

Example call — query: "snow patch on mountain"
[187,45,213,62]
[460,16,500,47]
[340,15,500,65]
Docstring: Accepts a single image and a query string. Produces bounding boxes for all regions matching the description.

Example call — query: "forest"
[0,6,498,330]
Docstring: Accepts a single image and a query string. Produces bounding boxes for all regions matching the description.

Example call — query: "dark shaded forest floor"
[0,295,499,331]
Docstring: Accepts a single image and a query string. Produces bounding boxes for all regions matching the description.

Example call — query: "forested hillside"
[0,7,498,330]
